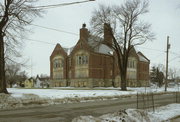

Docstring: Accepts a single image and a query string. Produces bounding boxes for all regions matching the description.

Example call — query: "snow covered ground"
[72,103,180,122]
[0,85,179,110]
[7,85,180,99]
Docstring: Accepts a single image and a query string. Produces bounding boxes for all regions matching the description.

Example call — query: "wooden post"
[137,92,139,109]
[142,93,145,109]
[165,36,170,91]
[152,93,155,112]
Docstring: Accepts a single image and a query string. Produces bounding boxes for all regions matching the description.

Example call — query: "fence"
[136,92,180,112]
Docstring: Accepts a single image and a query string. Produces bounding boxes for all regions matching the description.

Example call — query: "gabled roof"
[51,25,148,59]
[87,35,113,55]
[137,52,150,63]
[50,43,67,59]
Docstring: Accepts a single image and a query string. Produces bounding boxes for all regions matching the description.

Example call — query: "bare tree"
[90,0,154,90]
[0,0,41,93]
[169,68,177,81]
[5,64,20,88]
[156,64,165,74]
[16,70,27,87]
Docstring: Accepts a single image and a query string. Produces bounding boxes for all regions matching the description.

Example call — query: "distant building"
[35,75,50,88]
[50,24,150,87]
[24,76,50,88]
[24,77,35,88]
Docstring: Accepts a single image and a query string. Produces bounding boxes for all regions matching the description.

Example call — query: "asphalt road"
[171,116,180,122]
[0,92,179,122]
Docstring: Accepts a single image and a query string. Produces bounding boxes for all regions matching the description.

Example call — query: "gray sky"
[22,0,180,77]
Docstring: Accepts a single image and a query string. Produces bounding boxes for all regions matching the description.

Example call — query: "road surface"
[0,92,179,122]
[171,116,180,122]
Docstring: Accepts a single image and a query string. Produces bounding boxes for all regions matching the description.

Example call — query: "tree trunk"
[0,34,8,94]
[10,83,12,88]
[117,53,127,91]
[120,71,127,91]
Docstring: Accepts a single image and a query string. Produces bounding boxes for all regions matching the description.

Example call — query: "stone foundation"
[137,80,150,87]
[50,78,149,88]
[69,78,109,88]
[50,79,67,87]
[127,80,137,87]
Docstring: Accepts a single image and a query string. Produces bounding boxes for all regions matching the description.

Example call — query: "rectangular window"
[53,59,64,69]
[132,61,134,68]
[60,59,64,68]
[76,55,88,65]
[82,56,85,64]
[79,56,82,65]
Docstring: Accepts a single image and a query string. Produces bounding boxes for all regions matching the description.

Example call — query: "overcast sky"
[22,0,180,77]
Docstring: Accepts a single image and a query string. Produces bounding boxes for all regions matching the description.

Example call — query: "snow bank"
[7,88,137,99]
[7,85,180,99]
[149,104,180,121]
[0,93,49,110]
[0,86,179,110]
[72,109,158,122]
[72,104,180,122]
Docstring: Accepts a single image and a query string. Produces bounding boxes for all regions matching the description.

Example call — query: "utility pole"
[165,36,170,91]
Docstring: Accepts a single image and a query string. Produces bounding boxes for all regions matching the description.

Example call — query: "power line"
[137,46,180,56]
[19,36,179,55]
[15,35,180,58]
[152,53,164,59]
[169,56,180,63]
[30,23,78,36]
[26,38,56,45]
[16,36,56,45]
[32,0,95,9]
[136,46,165,53]
[169,51,180,56]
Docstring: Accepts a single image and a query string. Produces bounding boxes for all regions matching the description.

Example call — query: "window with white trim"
[76,55,88,65]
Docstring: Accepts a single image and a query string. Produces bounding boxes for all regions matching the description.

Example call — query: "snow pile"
[99,109,156,122]
[0,93,49,110]
[72,109,157,122]
[149,103,180,121]
[72,104,180,122]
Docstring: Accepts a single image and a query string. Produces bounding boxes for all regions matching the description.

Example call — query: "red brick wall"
[89,53,113,79]
[138,61,149,81]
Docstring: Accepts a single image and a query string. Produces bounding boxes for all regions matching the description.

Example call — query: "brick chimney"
[80,23,89,41]
[104,23,112,46]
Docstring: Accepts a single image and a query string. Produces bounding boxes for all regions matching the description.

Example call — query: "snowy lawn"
[7,85,180,99]
[0,86,179,110]
[8,88,136,99]
[72,103,180,122]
